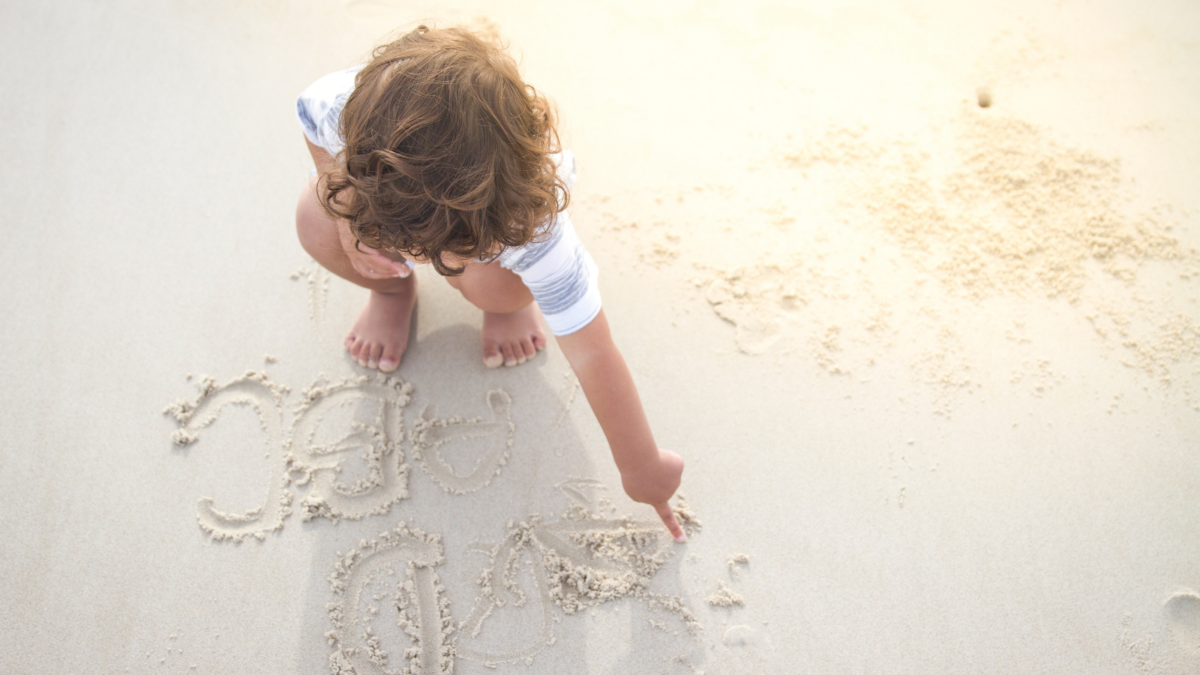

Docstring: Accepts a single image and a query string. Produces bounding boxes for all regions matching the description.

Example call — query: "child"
[294,25,685,540]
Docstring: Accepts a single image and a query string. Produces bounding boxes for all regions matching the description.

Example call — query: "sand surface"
[2,1,1199,673]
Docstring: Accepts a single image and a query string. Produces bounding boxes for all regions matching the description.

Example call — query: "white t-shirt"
[297,67,601,336]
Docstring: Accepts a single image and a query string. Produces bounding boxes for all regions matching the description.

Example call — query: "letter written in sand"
[289,376,412,522]
[326,524,454,675]
[162,371,293,542]
[165,372,414,539]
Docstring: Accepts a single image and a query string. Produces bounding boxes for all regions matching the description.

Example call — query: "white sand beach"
[2,1,1198,673]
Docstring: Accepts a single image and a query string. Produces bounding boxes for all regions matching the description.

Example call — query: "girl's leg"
[295,177,417,372]
[444,262,547,368]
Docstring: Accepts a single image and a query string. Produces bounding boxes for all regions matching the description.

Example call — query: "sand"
[1,0,1199,673]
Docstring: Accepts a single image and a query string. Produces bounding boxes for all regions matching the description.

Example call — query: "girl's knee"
[295,181,336,260]
[453,262,533,314]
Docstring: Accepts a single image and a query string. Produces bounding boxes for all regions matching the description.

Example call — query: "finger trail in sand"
[162,371,293,542]
[455,484,704,666]
[292,261,330,333]
[410,390,514,495]
[167,372,516,538]
[289,375,412,522]
[326,524,453,675]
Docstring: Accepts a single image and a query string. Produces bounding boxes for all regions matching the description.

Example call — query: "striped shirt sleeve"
[295,66,362,156]
[497,151,603,336]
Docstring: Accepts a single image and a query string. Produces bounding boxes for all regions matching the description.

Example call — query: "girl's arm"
[555,309,686,541]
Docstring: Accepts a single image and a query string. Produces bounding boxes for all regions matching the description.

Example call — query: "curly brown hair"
[319,25,568,276]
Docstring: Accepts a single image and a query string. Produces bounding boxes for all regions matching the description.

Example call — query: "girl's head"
[321,25,567,275]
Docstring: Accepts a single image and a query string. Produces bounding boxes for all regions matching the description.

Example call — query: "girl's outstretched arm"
[555,309,686,541]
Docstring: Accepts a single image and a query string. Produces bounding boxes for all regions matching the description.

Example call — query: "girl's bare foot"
[344,276,417,373]
[481,303,547,368]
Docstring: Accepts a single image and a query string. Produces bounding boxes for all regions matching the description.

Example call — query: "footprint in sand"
[718,624,775,675]
[704,264,815,355]
[1165,590,1200,653]
[1122,592,1200,674]
[706,276,783,355]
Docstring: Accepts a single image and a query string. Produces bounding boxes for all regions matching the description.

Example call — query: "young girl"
[294,25,685,540]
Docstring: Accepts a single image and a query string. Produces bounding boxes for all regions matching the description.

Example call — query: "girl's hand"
[308,142,411,281]
[336,220,412,280]
[620,448,686,542]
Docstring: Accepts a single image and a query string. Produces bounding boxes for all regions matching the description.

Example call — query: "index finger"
[654,502,687,543]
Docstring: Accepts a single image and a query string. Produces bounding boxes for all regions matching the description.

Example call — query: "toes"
[532,333,546,352]
[352,339,371,367]
[509,341,528,365]
[483,343,504,369]
[500,342,517,367]
[379,345,401,373]
[365,343,383,370]
[519,337,536,362]
[346,337,363,362]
